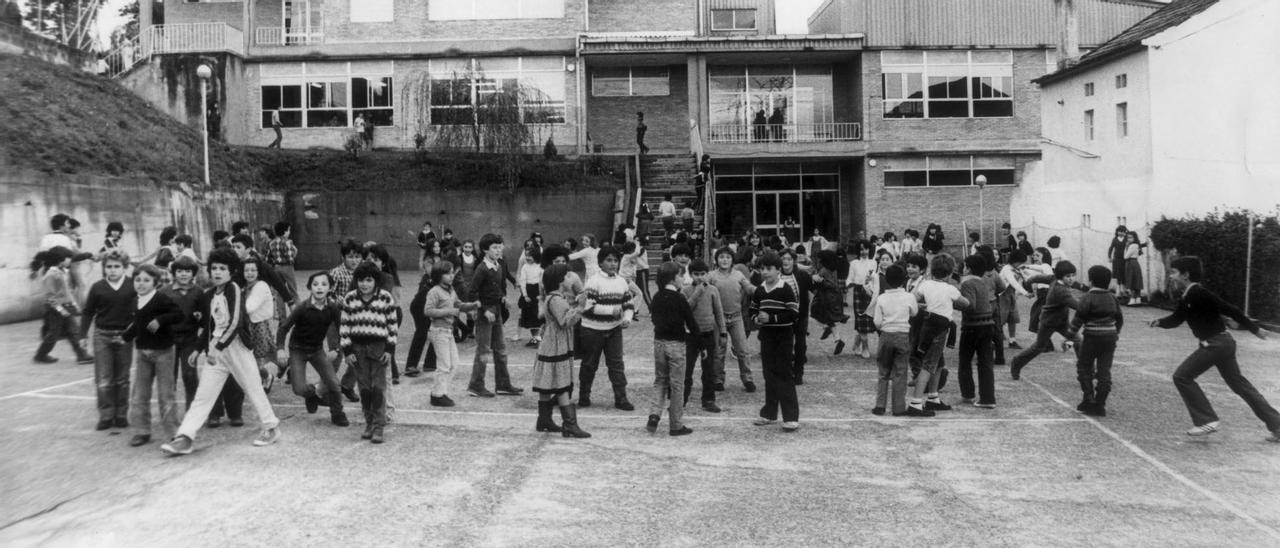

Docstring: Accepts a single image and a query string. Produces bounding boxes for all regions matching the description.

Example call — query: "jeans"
[792,321,808,380]
[758,328,799,422]
[35,306,87,359]
[176,338,280,439]
[958,325,996,405]
[1010,325,1076,372]
[173,333,199,411]
[715,315,754,385]
[128,347,181,438]
[579,326,628,400]
[469,311,514,391]
[1172,333,1280,430]
[350,341,389,428]
[288,347,343,413]
[650,339,687,429]
[875,332,910,414]
[1076,334,1116,405]
[93,329,133,422]
[428,328,459,397]
[684,331,717,405]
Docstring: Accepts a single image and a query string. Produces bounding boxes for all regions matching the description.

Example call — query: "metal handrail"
[708,122,862,143]
[254,26,325,46]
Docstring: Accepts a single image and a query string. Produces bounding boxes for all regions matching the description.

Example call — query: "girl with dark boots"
[531,264,590,438]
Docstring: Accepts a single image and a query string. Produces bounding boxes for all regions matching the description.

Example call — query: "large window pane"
[306,110,348,128]
[755,175,797,191]
[282,85,302,108]
[975,169,1015,186]
[929,170,971,186]
[711,10,734,30]
[973,100,1012,117]
[885,171,927,187]
[716,176,752,191]
[715,193,755,239]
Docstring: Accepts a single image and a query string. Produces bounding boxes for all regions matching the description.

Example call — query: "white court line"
[274,403,1087,424]
[1025,379,1280,542]
[22,393,95,401]
[0,377,93,402]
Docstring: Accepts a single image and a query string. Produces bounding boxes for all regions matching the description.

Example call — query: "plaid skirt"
[246,320,276,361]
[853,285,875,334]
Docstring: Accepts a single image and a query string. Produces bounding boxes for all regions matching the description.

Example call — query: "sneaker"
[331,412,350,427]
[1083,405,1105,417]
[495,386,524,396]
[304,394,320,414]
[160,435,194,455]
[701,401,721,413]
[129,434,151,447]
[404,368,422,378]
[1008,340,1022,349]
[1266,429,1280,443]
[743,381,757,393]
[468,387,496,398]
[1010,363,1024,381]
[342,387,361,402]
[95,419,112,431]
[781,421,800,432]
[261,371,274,393]
[974,402,997,409]
[206,417,222,428]
[228,417,245,428]
[753,417,777,426]
[860,349,872,359]
[714,382,725,392]
[614,398,635,411]
[820,326,833,340]
[33,355,59,364]
[76,355,95,365]
[430,395,456,407]
[361,424,374,440]
[252,427,281,446]
[669,426,693,436]
[833,340,845,355]
[1076,400,1092,413]
[871,407,885,416]
[525,339,539,348]
[1186,422,1219,437]
[578,396,592,408]
[645,414,660,433]
[924,400,952,412]
[370,427,384,444]
[904,406,935,417]
[392,377,400,385]
[961,397,975,404]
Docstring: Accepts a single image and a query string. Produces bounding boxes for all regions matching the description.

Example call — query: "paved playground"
[1,283,1278,546]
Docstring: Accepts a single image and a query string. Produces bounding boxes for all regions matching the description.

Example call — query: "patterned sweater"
[749,280,799,330]
[1069,288,1124,338]
[339,289,399,354]
[581,272,636,331]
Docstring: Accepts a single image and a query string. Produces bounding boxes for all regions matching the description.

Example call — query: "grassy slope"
[0,53,265,187]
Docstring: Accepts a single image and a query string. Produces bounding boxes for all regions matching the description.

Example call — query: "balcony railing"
[254,26,325,46]
[709,122,863,144]
[104,23,244,78]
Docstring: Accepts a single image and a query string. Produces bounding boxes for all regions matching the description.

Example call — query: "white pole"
[197,64,212,186]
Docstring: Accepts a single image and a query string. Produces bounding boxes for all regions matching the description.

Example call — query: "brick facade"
[322,0,585,42]
[586,64,690,153]
[588,0,696,33]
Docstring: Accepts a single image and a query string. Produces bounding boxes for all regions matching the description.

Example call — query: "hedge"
[1148,209,1280,321]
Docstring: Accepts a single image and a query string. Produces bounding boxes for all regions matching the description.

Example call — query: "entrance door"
[754,192,802,244]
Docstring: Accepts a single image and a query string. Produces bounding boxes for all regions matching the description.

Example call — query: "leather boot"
[559,405,591,438]
[536,400,562,433]
[327,391,349,426]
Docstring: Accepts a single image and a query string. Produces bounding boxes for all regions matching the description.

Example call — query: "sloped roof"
[1035,0,1219,85]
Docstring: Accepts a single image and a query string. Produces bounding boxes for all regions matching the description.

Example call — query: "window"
[711,9,756,30]
[882,50,1013,119]
[1084,109,1094,141]
[351,0,394,22]
[1116,102,1128,138]
[430,0,563,20]
[882,156,1017,188]
[1084,82,1094,96]
[707,64,836,141]
[591,67,670,97]
[1115,73,1127,89]
[428,57,566,126]
[260,62,395,129]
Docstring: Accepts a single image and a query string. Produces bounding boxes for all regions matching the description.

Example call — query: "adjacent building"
[118,0,1161,248]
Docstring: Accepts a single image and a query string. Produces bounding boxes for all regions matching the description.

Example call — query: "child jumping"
[30,246,93,364]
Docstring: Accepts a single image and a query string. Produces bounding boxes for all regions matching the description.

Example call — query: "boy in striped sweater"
[1068,265,1124,417]
[578,247,638,410]
[749,252,801,432]
[340,262,399,444]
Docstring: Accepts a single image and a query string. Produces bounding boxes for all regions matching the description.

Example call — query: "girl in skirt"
[531,264,590,438]
[811,249,850,355]
[845,241,878,358]
[241,256,282,392]
[518,247,544,347]
[1122,231,1144,305]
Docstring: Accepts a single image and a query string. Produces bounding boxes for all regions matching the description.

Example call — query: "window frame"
[1084,82,1094,97]
[710,8,758,31]
[882,156,1017,188]
[259,62,396,129]
[429,0,565,20]
[1084,109,1095,141]
[881,50,1014,119]
[1116,102,1128,138]
[1115,73,1128,89]
[590,66,670,97]
[427,57,568,127]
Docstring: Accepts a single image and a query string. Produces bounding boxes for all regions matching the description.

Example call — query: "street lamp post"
[197,64,212,186]
[975,174,988,245]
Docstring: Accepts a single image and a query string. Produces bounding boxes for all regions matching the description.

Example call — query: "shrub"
[1148,209,1280,321]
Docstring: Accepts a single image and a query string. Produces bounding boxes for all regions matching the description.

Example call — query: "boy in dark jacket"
[647,262,701,436]
[749,252,801,432]
[1067,266,1123,417]
[124,265,184,447]
[1010,261,1081,380]
[81,249,137,431]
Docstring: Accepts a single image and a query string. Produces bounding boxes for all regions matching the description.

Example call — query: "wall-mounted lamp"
[566,62,576,72]
[867,159,877,167]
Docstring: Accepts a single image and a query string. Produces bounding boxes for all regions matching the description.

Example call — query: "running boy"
[276,271,349,426]
[750,252,801,432]
[1067,266,1123,417]
[1010,261,1081,380]
[1150,256,1279,441]
[161,248,281,455]
[81,249,137,431]
[123,264,184,447]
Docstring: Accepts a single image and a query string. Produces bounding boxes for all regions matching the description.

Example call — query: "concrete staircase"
[635,154,705,263]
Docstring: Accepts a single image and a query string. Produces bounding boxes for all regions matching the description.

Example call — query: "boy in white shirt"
[909,254,970,417]
[871,264,917,416]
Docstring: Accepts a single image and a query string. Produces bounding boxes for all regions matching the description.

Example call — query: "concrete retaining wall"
[2,169,284,324]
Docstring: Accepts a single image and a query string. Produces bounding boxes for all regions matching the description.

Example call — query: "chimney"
[1055,0,1081,69]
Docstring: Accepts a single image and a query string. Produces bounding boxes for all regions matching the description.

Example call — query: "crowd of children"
[26,213,1280,454]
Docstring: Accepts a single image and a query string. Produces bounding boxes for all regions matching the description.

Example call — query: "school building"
[120,0,1161,248]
